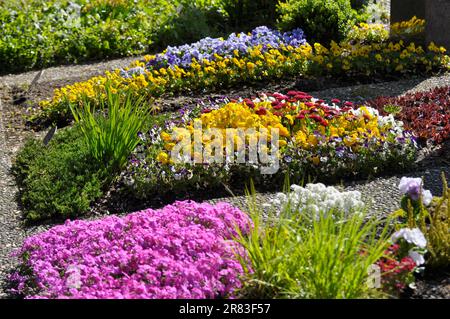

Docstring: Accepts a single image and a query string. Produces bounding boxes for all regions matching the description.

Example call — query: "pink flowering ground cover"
[9,201,251,299]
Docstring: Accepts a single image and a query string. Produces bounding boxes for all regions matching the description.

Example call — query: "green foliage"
[277,0,357,44]
[350,0,371,23]
[425,176,450,269]
[12,126,108,222]
[220,0,277,32]
[383,104,403,116]
[70,86,151,172]
[235,184,390,298]
[0,0,225,74]
[154,1,227,49]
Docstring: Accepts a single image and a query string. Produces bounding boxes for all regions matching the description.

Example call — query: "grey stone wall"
[426,0,450,50]
[390,0,425,23]
[390,0,449,50]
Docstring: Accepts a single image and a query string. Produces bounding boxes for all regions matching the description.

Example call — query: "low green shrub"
[154,1,227,49]
[13,104,171,222]
[220,0,278,32]
[235,184,391,298]
[12,126,108,222]
[277,0,357,44]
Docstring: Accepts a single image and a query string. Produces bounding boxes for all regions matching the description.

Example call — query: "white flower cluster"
[391,228,427,266]
[272,183,365,216]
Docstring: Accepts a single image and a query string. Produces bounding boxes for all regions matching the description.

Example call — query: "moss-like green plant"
[12,125,107,222]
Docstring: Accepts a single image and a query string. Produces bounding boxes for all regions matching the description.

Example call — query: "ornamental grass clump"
[234,183,391,299]
[10,201,251,299]
[347,17,426,45]
[70,86,152,172]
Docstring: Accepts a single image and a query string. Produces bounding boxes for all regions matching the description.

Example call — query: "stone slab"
[425,0,450,51]
[390,0,426,23]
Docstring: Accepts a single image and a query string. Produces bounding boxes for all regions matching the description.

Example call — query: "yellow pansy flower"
[156,151,170,164]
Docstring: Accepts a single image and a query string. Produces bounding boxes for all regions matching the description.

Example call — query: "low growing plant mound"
[12,125,108,222]
[9,201,251,299]
[367,86,450,145]
[125,91,417,198]
[277,0,357,44]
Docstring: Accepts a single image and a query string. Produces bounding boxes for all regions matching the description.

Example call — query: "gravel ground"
[0,55,141,90]
[0,58,449,298]
[310,74,450,103]
[0,99,48,298]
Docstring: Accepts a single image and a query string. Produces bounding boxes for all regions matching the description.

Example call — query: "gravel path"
[310,74,450,103]
[0,56,141,90]
[0,99,46,298]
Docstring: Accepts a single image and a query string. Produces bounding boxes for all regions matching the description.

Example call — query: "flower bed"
[36,26,449,126]
[124,91,417,199]
[145,26,306,70]
[9,201,251,299]
[10,184,430,300]
[367,86,450,145]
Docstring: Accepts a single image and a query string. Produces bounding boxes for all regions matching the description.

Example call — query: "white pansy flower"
[391,228,427,249]
[422,189,433,206]
[408,249,425,266]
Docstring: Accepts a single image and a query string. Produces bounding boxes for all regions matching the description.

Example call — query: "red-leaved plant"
[367,86,450,145]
